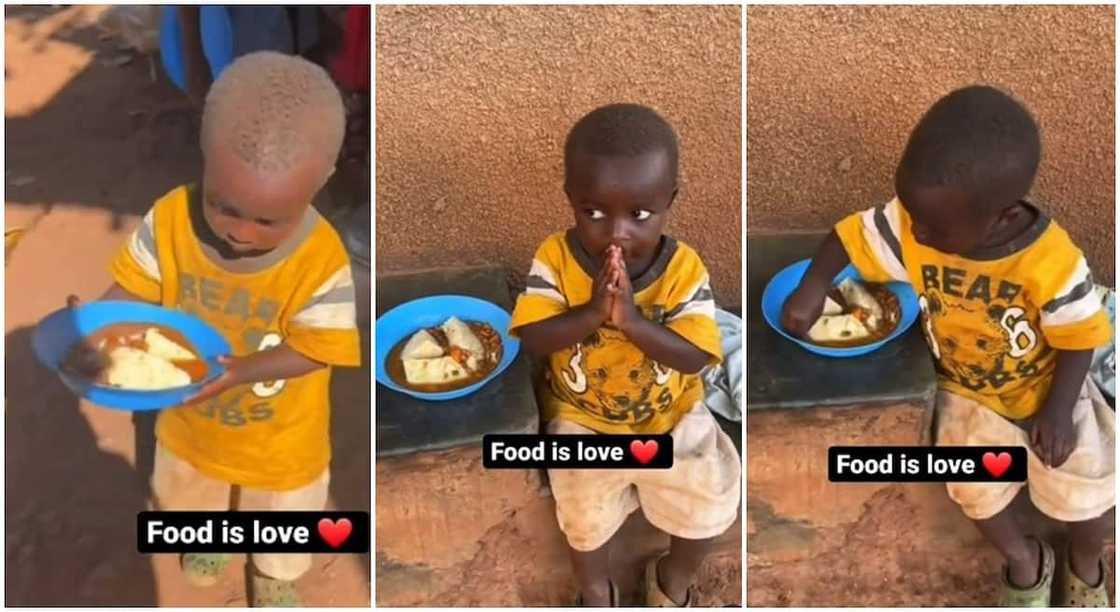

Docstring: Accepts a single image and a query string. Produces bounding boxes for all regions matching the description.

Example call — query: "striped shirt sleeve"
[509,237,569,336]
[109,206,162,302]
[1036,250,1112,350]
[834,197,910,284]
[664,249,722,364]
[286,263,361,367]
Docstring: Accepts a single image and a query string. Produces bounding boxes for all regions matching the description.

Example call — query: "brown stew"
[812,283,902,348]
[62,323,207,386]
[387,321,503,393]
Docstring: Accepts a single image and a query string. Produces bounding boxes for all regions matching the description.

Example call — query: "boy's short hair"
[896,85,1040,213]
[201,51,344,175]
[564,103,679,180]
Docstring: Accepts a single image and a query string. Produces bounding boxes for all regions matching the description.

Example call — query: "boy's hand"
[589,245,620,323]
[782,284,828,338]
[608,249,641,331]
[1030,400,1077,468]
[184,355,244,404]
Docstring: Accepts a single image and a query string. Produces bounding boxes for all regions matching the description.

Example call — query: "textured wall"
[377,5,742,303]
[747,5,1115,282]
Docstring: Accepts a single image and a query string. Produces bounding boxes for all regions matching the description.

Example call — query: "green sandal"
[1057,544,1110,607]
[180,552,231,588]
[250,572,302,607]
[999,537,1055,607]
[645,552,697,607]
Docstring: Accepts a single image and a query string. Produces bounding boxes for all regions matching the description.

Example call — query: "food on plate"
[805,278,901,347]
[388,316,503,392]
[63,324,206,389]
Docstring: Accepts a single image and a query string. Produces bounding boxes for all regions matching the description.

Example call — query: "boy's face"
[896,183,1000,255]
[565,149,677,270]
[201,140,329,255]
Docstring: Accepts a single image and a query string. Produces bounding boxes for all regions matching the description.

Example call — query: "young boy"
[783,86,1114,607]
[509,104,741,607]
[87,51,360,606]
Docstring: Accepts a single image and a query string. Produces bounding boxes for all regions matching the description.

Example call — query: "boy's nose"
[610,220,630,243]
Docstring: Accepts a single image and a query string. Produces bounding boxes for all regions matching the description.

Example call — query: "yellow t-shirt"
[110,185,361,490]
[509,231,722,434]
[836,197,1112,420]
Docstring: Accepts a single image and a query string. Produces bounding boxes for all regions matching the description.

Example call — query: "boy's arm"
[517,305,606,357]
[1030,348,1093,468]
[610,248,713,374]
[781,230,851,336]
[517,249,617,357]
[617,315,709,374]
[186,344,324,404]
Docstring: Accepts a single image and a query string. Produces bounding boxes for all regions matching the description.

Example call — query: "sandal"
[645,552,697,607]
[250,572,302,607]
[575,579,619,607]
[180,552,231,588]
[1056,543,1110,607]
[999,537,1055,607]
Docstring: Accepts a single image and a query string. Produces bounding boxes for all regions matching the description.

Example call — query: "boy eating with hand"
[510,104,741,606]
[783,86,1114,607]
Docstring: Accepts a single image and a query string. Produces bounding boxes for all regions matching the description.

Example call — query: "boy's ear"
[666,186,679,209]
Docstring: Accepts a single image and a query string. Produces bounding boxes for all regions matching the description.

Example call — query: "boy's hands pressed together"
[589,245,620,324]
[607,247,641,332]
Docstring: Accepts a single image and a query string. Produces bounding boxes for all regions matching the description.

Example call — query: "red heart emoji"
[982,451,1012,478]
[318,518,353,549]
[630,440,659,465]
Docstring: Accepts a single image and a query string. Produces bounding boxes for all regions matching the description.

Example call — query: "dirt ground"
[5,6,369,606]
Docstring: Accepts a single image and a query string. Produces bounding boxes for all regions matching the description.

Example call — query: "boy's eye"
[586,209,605,220]
[633,209,653,221]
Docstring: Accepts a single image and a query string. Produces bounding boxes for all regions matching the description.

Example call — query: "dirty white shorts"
[546,401,742,552]
[150,442,330,581]
[935,380,1115,522]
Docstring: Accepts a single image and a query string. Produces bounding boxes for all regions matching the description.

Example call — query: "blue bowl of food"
[375,295,521,401]
[761,259,920,358]
[32,301,230,410]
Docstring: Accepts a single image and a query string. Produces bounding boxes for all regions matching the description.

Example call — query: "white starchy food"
[105,346,192,389]
[400,329,444,360]
[403,355,471,385]
[822,295,844,316]
[440,316,484,356]
[807,314,872,344]
[837,278,883,328]
[143,327,197,361]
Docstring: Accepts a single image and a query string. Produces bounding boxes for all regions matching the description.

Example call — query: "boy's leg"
[971,507,1043,588]
[636,402,741,605]
[150,442,235,586]
[547,417,637,606]
[239,468,331,584]
[657,535,719,605]
[1069,512,1110,586]
[569,540,613,606]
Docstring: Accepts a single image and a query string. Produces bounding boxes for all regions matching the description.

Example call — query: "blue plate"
[32,301,231,411]
[761,259,920,358]
[375,295,521,401]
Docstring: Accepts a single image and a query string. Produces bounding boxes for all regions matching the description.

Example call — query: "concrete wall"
[376,6,742,303]
[747,5,1115,283]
